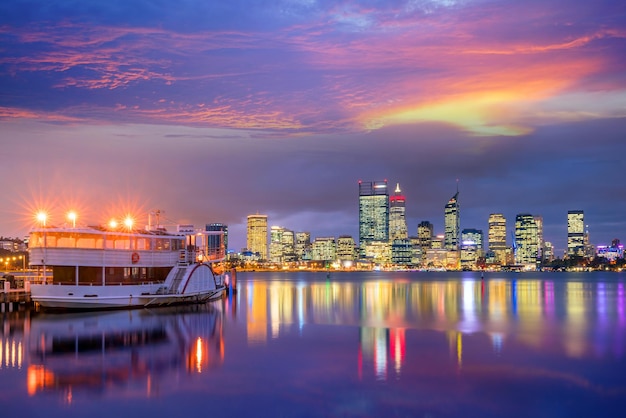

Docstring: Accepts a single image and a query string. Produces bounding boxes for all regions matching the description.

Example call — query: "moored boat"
[28,213,226,311]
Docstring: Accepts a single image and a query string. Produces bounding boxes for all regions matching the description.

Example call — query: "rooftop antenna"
[149,209,165,230]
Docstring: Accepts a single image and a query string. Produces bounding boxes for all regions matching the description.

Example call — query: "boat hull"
[31,284,225,311]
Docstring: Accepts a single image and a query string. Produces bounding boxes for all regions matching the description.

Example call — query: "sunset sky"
[1,0,625,254]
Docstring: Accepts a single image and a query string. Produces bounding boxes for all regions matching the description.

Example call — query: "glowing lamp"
[67,211,77,227]
[36,211,48,226]
[109,219,118,229]
[124,217,134,230]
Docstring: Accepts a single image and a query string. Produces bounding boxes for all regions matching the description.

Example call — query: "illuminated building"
[206,223,228,254]
[270,226,295,263]
[270,226,292,263]
[336,235,356,261]
[295,232,311,261]
[409,236,422,266]
[515,214,538,268]
[488,214,507,264]
[391,239,412,266]
[431,234,444,249]
[282,229,296,262]
[247,214,268,261]
[534,215,544,261]
[444,190,460,251]
[597,239,624,261]
[389,183,408,240]
[417,221,434,249]
[460,229,483,269]
[543,241,554,262]
[358,180,389,256]
[363,241,392,265]
[311,237,336,261]
[567,210,585,257]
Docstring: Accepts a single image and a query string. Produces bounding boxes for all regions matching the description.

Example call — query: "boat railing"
[39,280,165,286]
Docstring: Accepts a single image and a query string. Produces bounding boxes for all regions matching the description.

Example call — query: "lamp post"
[37,211,47,284]
[67,211,77,228]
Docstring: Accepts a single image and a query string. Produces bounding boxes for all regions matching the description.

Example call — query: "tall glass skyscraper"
[358,180,389,249]
[567,210,585,257]
[488,213,506,264]
[247,214,268,260]
[389,183,408,240]
[515,214,538,267]
[444,190,460,251]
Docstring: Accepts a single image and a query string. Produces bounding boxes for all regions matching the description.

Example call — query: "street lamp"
[67,211,77,228]
[36,211,48,284]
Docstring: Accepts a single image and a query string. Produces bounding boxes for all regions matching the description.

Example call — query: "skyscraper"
[247,214,268,260]
[533,215,544,261]
[567,210,585,257]
[461,228,483,269]
[515,214,538,267]
[358,180,389,250]
[488,214,506,264]
[295,232,311,260]
[444,190,460,251]
[270,226,285,263]
[389,183,408,240]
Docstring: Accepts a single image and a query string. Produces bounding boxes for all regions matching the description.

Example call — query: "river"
[1,271,625,417]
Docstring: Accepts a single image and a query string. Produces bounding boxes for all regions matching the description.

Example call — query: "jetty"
[1,272,34,311]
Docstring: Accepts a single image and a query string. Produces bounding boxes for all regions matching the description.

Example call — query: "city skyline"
[1,1,625,255]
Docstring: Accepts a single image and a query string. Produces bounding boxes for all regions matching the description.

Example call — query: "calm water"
[1,271,625,418]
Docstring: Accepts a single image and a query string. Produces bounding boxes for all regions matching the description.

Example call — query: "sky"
[1,0,625,255]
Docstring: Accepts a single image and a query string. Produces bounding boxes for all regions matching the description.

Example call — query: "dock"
[0,288,32,311]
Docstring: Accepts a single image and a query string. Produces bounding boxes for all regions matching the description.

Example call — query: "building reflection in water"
[242,274,626,381]
[22,304,224,400]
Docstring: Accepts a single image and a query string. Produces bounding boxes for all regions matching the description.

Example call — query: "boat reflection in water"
[26,304,223,399]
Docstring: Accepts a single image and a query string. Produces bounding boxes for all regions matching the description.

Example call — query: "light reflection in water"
[19,304,223,398]
[241,274,626,379]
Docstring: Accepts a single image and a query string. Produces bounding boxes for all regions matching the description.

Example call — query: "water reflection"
[0,272,624,417]
[240,272,626,378]
[1,304,224,401]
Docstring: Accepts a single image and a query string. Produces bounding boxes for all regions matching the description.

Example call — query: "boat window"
[76,234,99,249]
[114,237,131,250]
[155,238,172,251]
[30,232,42,248]
[54,232,74,248]
[135,238,151,250]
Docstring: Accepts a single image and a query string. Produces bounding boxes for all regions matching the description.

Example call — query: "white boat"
[28,218,227,310]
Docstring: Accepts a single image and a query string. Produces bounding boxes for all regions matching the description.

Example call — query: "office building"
[247,214,268,260]
[311,237,336,262]
[460,228,483,269]
[444,190,460,251]
[389,183,408,240]
[358,180,389,251]
[488,214,506,262]
[534,215,544,260]
[417,221,434,249]
[295,232,311,261]
[336,236,356,261]
[515,214,538,268]
[391,239,413,266]
[269,226,295,263]
[567,210,585,257]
